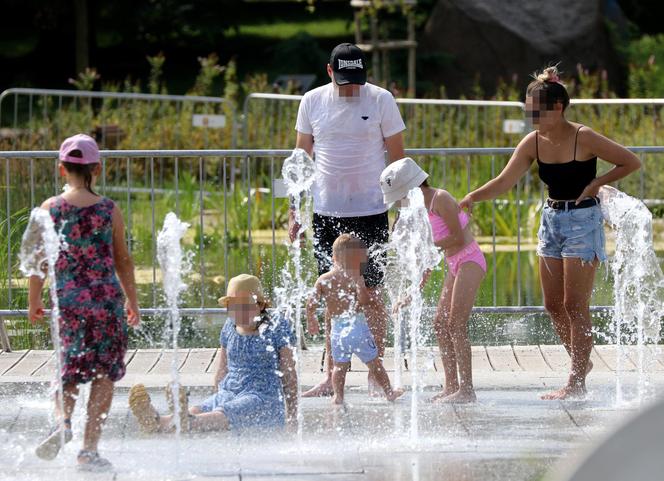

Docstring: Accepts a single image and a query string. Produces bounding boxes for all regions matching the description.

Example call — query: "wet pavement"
[0,368,662,481]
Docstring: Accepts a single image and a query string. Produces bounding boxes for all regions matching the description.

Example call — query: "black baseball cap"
[330,43,367,86]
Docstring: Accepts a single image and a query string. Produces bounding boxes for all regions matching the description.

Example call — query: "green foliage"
[223,59,239,107]
[68,68,101,91]
[190,54,225,97]
[147,52,166,95]
[0,207,30,306]
[627,34,664,97]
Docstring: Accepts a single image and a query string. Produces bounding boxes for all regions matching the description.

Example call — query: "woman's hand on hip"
[575,180,600,205]
[459,194,474,214]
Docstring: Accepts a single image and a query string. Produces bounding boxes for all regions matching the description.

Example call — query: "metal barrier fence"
[0,147,664,307]
[3,88,664,153]
[242,93,664,149]
[1,147,662,349]
[0,88,238,151]
[242,93,526,149]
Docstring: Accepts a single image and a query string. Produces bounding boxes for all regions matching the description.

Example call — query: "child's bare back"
[315,268,368,319]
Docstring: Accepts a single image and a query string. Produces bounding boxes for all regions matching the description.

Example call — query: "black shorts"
[312,211,389,288]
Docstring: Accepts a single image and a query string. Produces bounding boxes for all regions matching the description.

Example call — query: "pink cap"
[58,134,100,164]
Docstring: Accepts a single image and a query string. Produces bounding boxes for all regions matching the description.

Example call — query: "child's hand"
[419,269,432,289]
[307,316,320,336]
[28,300,45,324]
[126,300,141,327]
[391,295,412,315]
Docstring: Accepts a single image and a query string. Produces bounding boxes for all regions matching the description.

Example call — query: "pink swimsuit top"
[427,191,469,242]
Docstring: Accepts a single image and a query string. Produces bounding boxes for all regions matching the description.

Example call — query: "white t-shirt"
[295,82,406,217]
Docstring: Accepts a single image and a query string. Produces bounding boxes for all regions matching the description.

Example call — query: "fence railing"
[1,146,662,349]
[4,88,664,154]
[3,146,662,303]
[242,93,527,149]
[242,93,664,149]
[0,88,238,151]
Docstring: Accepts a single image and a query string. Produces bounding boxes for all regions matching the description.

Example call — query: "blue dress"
[196,315,296,430]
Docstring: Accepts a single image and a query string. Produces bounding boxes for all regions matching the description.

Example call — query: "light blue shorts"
[536,204,607,263]
[330,313,378,364]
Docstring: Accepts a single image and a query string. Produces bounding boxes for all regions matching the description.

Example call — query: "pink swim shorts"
[445,240,487,277]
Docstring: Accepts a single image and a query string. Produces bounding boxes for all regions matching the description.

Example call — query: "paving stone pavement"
[0,345,663,481]
[0,366,664,481]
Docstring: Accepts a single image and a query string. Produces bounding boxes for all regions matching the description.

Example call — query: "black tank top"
[536,126,597,200]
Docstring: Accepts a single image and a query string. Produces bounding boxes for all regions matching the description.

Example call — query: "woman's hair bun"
[534,65,561,84]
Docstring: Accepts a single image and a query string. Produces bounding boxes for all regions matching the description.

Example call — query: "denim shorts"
[536,204,607,263]
[330,313,378,364]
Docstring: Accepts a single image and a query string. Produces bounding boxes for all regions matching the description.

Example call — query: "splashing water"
[377,188,441,443]
[274,148,316,439]
[599,186,664,404]
[157,213,191,450]
[19,208,67,451]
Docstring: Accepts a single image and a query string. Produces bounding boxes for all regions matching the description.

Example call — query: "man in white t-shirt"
[290,43,406,397]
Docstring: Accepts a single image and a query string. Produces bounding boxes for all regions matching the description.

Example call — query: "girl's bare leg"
[55,382,79,427]
[189,411,230,431]
[82,375,114,453]
[541,258,597,400]
[35,382,78,460]
[439,262,484,404]
[158,405,230,432]
[540,257,572,352]
[431,273,458,401]
[540,257,593,376]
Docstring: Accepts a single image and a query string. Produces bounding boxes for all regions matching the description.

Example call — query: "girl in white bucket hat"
[380,157,485,403]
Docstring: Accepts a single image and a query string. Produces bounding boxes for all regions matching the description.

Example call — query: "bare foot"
[302,379,334,398]
[332,395,345,406]
[331,401,348,417]
[386,388,405,402]
[541,384,586,400]
[436,389,477,404]
[429,386,460,403]
[368,377,384,398]
[369,386,384,398]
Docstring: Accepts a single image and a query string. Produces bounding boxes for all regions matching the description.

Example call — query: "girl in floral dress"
[28,134,140,472]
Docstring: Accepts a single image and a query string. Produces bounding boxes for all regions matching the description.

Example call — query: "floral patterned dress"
[49,196,127,384]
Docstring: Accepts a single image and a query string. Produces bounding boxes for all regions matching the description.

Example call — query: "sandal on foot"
[165,382,189,432]
[77,450,113,472]
[128,384,160,433]
[35,426,73,460]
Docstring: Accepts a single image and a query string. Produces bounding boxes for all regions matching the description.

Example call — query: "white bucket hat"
[379,157,429,204]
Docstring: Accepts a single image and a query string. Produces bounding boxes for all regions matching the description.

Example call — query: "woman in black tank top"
[536,126,597,201]
[459,66,641,401]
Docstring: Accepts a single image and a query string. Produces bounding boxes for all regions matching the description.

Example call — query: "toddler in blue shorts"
[307,234,404,405]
